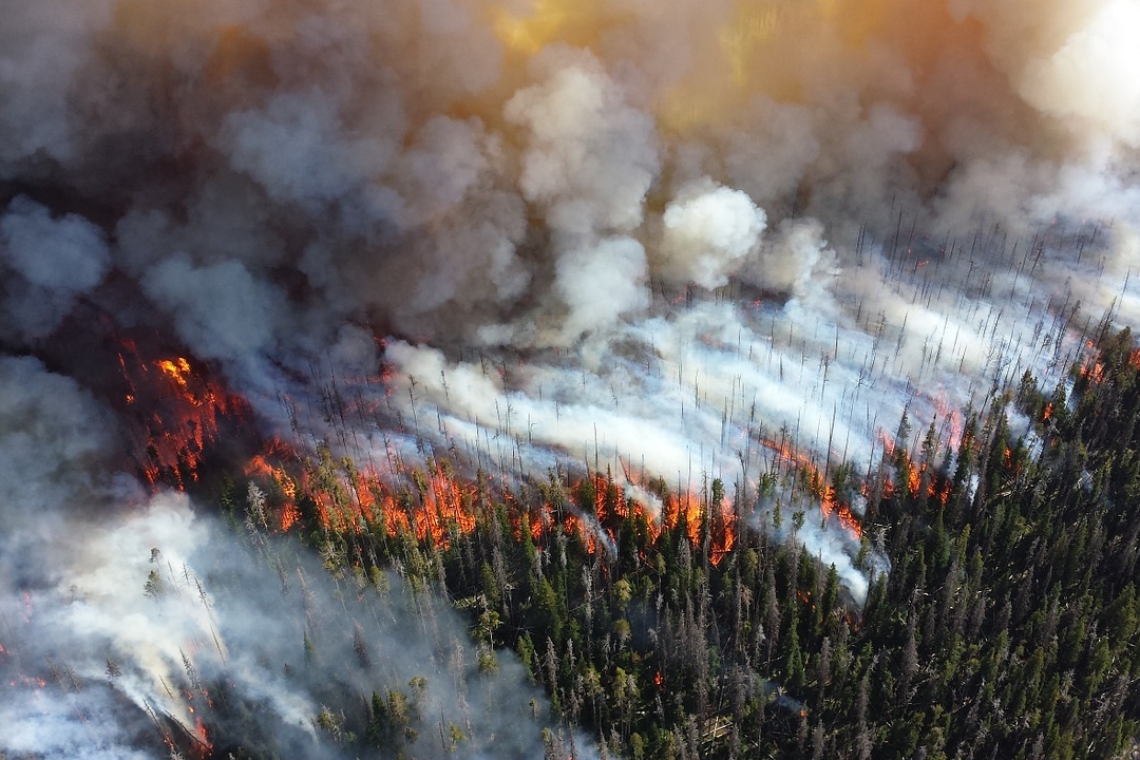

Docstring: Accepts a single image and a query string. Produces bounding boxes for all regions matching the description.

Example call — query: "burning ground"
[0,355,602,758]
[2,0,1140,757]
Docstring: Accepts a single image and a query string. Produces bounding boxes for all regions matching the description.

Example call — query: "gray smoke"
[0,358,590,758]
[2,0,1140,752]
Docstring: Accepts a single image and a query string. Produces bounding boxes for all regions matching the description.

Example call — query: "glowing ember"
[157,357,193,391]
[7,674,47,689]
[195,716,212,753]
[287,460,741,567]
[114,339,258,491]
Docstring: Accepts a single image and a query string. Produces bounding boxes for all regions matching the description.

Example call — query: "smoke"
[659,181,767,289]
[0,358,587,758]
[0,197,111,340]
[3,0,1140,751]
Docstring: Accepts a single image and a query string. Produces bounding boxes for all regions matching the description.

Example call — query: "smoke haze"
[0,357,591,758]
[3,0,1140,754]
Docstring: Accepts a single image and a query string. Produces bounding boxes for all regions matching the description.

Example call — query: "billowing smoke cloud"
[0,358,588,758]
[658,181,767,289]
[2,0,1140,751]
[0,197,111,340]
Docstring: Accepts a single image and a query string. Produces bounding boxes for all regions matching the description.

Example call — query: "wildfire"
[1080,355,1106,385]
[759,436,863,540]
[195,716,212,754]
[274,456,741,568]
[244,444,303,530]
[157,357,193,392]
[114,338,260,491]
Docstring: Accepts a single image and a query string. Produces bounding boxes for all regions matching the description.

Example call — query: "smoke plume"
[3,0,1140,754]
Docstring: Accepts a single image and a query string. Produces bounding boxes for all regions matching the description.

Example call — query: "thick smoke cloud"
[0,359,587,758]
[0,197,111,339]
[2,0,1140,751]
[659,181,767,289]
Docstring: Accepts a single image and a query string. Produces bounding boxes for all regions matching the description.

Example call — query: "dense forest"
[217,327,1140,759]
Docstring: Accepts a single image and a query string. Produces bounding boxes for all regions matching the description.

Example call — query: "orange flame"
[195,716,212,753]
[760,436,862,540]
[116,342,254,491]
[286,462,741,566]
[157,357,192,391]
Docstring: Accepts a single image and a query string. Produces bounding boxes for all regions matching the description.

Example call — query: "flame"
[157,357,192,391]
[136,357,224,488]
[876,428,951,507]
[759,436,862,540]
[6,675,47,689]
[907,463,921,496]
[930,393,964,452]
[243,443,304,531]
[195,716,212,754]
[1081,356,1106,384]
[288,460,740,566]
[116,342,255,491]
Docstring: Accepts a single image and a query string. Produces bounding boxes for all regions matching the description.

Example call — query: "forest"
[203,326,1140,760]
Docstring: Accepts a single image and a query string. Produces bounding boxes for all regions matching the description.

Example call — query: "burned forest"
[4,0,1140,758]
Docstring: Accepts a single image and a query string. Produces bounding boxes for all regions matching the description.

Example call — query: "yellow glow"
[657,0,789,134]
[490,0,614,57]
[492,3,564,56]
[822,0,888,49]
[158,358,192,391]
[719,3,781,86]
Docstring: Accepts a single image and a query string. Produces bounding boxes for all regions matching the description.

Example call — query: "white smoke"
[659,180,767,289]
[505,48,659,239]
[1,0,1140,749]
[0,358,588,758]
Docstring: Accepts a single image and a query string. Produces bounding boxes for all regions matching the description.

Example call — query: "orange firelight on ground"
[275,457,741,566]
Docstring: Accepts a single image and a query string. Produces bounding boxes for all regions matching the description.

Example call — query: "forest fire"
[194,717,212,756]
[107,338,906,580]
[115,341,255,491]
[233,425,746,569]
[243,443,302,530]
[275,460,742,565]
[111,340,750,569]
[876,431,951,508]
[5,0,1140,756]
[157,357,193,391]
[758,436,864,540]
